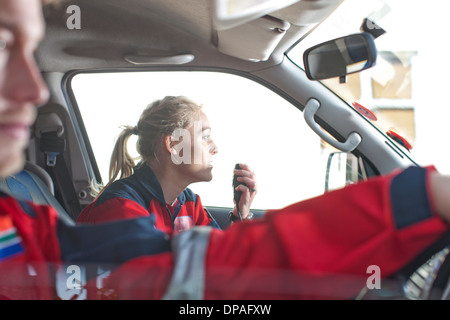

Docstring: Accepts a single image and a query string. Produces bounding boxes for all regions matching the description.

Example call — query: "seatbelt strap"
[162,227,212,300]
[40,131,81,221]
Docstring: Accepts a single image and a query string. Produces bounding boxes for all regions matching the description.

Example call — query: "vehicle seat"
[0,161,74,225]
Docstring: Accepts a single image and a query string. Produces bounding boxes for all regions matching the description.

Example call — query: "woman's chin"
[0,153,25,179]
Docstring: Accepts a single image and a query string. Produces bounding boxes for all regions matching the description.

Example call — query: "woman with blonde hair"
[77,96,257,234]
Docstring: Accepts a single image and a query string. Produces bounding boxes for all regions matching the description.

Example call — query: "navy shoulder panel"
[57,216,171,266]
[95,178,150,209]
[391,166,432,229]
[183,188,198,204]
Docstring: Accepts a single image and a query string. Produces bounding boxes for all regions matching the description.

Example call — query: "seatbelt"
[39,130,82,221]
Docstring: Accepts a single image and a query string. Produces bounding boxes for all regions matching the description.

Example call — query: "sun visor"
[216,15,290,62]
[212,0,300,31]
[270,0,344,26]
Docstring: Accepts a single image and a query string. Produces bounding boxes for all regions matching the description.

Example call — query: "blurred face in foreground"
[0,0,49,178]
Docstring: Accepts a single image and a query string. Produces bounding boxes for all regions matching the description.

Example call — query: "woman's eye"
[0,30,14,51]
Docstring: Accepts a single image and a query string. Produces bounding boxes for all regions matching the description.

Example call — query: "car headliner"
[37,0,343,73]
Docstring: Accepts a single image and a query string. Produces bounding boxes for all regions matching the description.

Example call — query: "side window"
[71,71,336,210]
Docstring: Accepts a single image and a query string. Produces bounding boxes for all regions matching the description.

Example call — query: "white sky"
[72,72,325,209]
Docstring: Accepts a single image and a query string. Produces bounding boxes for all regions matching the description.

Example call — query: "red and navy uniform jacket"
[96,165,450,299]
[77,163,220,233]
[0,165,448,299]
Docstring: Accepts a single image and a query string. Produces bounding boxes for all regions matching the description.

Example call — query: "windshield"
[287,0,450,175]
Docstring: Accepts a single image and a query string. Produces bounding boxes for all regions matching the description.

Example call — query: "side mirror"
[303,33,377,81]
[325,152,367,192]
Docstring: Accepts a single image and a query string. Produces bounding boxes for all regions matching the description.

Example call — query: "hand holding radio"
[231,163,257,222]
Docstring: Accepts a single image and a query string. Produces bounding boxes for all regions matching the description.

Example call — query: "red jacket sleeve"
[204,166,449,299]
[77,198,149,224]
[192,194,216,227]
[88,166,450,300]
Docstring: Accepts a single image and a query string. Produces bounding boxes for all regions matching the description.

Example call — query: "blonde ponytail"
[108,125,139,183]
[92,126,138,197]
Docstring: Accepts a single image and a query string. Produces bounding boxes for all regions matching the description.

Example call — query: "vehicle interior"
[3,0,450,299]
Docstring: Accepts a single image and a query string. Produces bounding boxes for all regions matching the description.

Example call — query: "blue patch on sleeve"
[57,216,171,265]
[391,166,432,229]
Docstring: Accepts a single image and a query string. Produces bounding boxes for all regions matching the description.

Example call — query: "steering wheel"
[356,231,450,300]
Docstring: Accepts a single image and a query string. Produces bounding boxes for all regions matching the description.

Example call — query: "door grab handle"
[303,98,362,152]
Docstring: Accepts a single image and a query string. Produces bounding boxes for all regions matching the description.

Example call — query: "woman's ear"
[164,135,180,154]
[163,135,173,154]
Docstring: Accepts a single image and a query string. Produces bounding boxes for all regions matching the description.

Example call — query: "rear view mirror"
[303,33,377,81]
